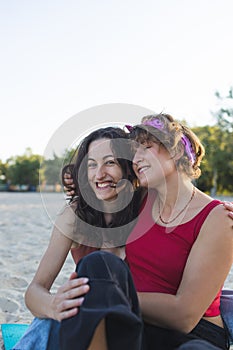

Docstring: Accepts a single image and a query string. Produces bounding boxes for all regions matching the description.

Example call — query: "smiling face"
[87,138,123,201]
[133,140,175,188]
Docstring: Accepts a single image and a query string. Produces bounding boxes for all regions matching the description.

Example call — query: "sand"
[0,192,75,349]
[0,192,232,349]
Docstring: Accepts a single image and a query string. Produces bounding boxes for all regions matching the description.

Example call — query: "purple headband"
[127,119,196,165]
[180,135,196,165]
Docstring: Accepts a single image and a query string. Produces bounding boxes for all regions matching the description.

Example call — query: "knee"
[75,251,124,278]
[76,250,119,268]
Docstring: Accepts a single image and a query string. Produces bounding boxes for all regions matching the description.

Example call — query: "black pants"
[60,251,229,350]
[60,251,143,350]
[143,318,229,350]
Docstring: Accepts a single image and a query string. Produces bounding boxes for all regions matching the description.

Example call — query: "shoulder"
[200,201,233,240]
[192,190,223,221]
[204,201,230,221]
[54,199,79,240]
[57,199,77,221]
[192,201,233,269]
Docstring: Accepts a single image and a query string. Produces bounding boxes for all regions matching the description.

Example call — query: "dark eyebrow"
[103,155,115,160]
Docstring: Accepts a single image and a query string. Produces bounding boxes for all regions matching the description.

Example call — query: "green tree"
[0,160,8,190]
[214,87,233,131]
[0,160,7,182]
[212,87,233,193]
[6,148,41,189]
[41,153,64,185]
[192,125,232,194]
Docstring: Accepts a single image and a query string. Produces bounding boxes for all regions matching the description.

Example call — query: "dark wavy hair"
[62,127,143,247]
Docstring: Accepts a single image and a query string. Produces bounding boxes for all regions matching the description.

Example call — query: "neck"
[155,178,195,225]
[158,180,193,207]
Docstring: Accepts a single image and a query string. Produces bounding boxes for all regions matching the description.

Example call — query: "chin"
[96,192,117,202]
[137,177,148,188]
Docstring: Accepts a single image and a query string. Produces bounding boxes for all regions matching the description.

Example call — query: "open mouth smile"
[137,166,149,174]
[96,181,116,189]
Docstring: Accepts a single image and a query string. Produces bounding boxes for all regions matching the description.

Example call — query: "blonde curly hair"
[130,113,205,179]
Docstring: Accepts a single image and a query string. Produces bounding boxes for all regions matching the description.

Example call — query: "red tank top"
[126,191,222,317]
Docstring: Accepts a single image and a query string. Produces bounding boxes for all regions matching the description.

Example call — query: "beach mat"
[1,324,29,350]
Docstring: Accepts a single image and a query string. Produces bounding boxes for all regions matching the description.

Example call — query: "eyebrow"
[88,154,115,161]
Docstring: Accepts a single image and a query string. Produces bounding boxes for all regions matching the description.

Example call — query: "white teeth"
[97,182,111,188]
[138,166,149,174]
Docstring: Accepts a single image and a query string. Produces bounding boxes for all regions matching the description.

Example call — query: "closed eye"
[105,160,117,166]
[141,141,153,150]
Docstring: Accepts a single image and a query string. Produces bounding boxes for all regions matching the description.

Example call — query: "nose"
[95,165,105,179]
[133,147,143,166]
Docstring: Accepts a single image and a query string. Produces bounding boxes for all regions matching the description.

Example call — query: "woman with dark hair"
[13,126,144,350]
[63,127,142,249]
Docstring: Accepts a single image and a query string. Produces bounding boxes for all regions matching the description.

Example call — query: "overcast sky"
[1,0,233,161]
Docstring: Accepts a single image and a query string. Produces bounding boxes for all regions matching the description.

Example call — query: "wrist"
[48,293,57,320]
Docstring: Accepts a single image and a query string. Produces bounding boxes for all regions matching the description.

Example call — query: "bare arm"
[138,204,233,333]
[25,215,90,321]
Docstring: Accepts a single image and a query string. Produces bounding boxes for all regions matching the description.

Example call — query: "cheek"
[132,163,137,173]
[118,170,123,179]
[112,166,123,180]
[87,169,94,182]
[162,159,176,175]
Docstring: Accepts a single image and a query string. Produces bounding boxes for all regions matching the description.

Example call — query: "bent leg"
[60,251,142,350]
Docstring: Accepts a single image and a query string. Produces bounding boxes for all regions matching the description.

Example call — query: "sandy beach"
[0,192,75,349]
[0,192,232,349]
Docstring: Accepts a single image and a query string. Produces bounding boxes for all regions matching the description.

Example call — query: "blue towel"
[1,324,29,350]
[11,318,60,350]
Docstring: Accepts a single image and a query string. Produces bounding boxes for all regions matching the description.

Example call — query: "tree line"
[0,90,232,194]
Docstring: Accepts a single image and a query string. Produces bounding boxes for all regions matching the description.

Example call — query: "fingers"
[223,201,233,209]
[62,170,76,199]
[63,172,71,179]
[63,173,74,185]
[64,184,75,190]
[64,188,75,197]
[223,201,233,219]
[64,179,75,188]
[52,276,90,321]
[58,276,89,294]
[63,172,75,197]
[57,295,86,321]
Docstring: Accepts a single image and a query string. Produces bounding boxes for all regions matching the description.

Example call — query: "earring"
[133,178,140,190]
